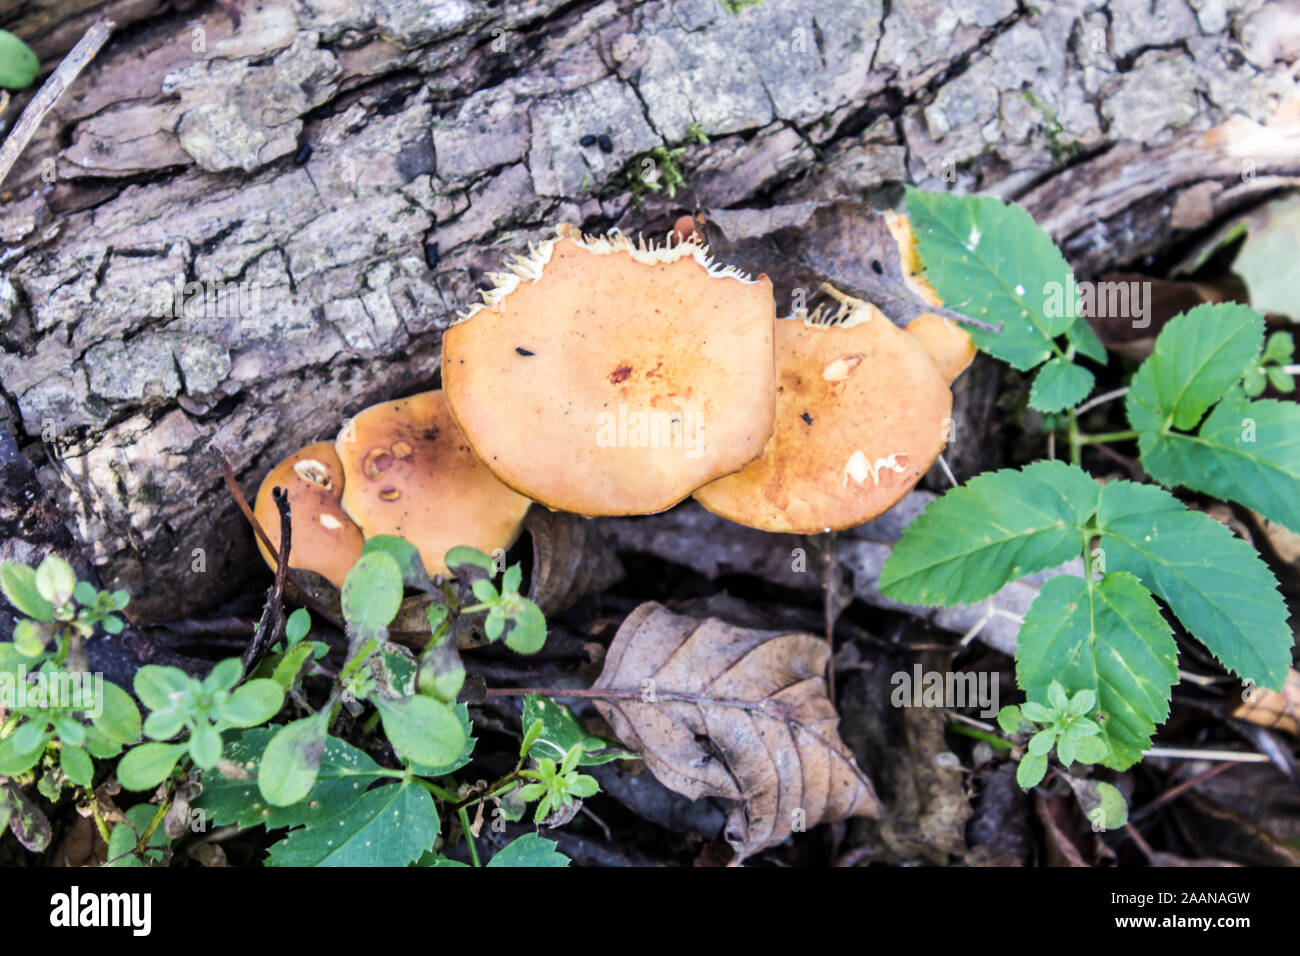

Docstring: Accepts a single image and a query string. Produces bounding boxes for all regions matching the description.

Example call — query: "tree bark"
[0,0,1296,621]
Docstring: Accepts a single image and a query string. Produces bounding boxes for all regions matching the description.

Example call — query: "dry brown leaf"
[525,509,623,616]
[590,602,880,863]
[1230,668,1300,736]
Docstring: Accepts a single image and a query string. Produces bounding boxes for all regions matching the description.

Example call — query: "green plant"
[0,29,39,90]
[606,144,691,208]
[882,188,1298,824]
[998,682,1109,787]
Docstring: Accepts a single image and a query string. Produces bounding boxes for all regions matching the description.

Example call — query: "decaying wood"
[0,0,1297,622]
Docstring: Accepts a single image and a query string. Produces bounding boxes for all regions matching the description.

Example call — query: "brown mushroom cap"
[693,298,952,533]
[335,389,531,577]
[442,224,777,516]
[884,210,976,384]
[254,442,365,588]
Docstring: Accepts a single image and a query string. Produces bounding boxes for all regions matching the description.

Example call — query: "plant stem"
[136,798,171,853]
[459,806,481,867]
[1077,429,1140,445]
[1067,409,1082,466]
[945,720,1013,752]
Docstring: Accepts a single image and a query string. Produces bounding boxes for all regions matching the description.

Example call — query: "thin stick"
[0,19,115,188]
[243,487,291,671]
[1129,761,1236,825]
[1074,386,1129,416]
[1142,747,1270,762]
[218,452,345,630]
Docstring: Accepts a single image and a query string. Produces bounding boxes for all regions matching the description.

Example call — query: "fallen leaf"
[590,602,880,862]
[1231,668,1300,736]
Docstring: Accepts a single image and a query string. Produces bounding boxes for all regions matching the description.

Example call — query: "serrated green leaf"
[1029,357,1095,412]
[1016,572,1177,769]
[1097,480,1291,690]
[1138,395,1300,535]
[1066,315,1108,363]
[905,187,1074,370]
[1126,304,1264,432]
[879,460,1098,606]
[486,833,570,868]
[266,781,439,867]
[195,727,391,830]
[522,694,632,766]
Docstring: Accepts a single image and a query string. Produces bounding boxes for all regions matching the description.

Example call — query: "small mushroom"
[334,389,531,577]
[694,292,952,533]
[253,442,365,588]
[442,224,777,515]
[884,210,976,384]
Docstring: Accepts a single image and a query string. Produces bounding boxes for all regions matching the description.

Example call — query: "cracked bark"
[0,0,1297,623]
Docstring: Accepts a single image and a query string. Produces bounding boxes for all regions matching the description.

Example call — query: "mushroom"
[694,290,952,533]
[884,210,976,384]
[253,442,365,588]
[334,389,531,577]
[441,224,777,516]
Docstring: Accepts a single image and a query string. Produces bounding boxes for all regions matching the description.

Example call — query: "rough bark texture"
[0,0,1297,621]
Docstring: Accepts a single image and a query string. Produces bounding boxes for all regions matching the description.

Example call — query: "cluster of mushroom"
[255,215,973,586]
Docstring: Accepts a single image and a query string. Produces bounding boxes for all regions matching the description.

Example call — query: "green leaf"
[1138,395,1300,535]
[1,564,54,621]
[504,600,547,655]
[905,187,1074,370]
[0,30,39,90]
[271,642,316,691]
[12,619,49,656]
[34,555,75,608]
[143,708,186,741]
[486,833,570,868]
[1016,572,1177,769]
[92,681,141,745]
[0,732,45,775]
[1019,701,1052,724]
[196,727,390,830]
[372,694,467,768]
[1097,480,1291,690]
[996,705,1022,735]
[1029,357,1095,413]
[471,578,498,603]
[444,546,493,572]
[73,581,98,605]
[117,742,186,791]
[362,536,432,591]
[1016,752,1047,788]
[522,694,632,766]
[258,716,329,807]
[106,803,167,867]
[406,702,476,777]
[190,724,223,769]
[285,608,311,645]
[1126,304,1264,432]
[340,552,403,633]
[133,665,189,713]
[204,658,243,694]
[220,680,284,728]
[266,781,439,867]
[879,460,1098,606]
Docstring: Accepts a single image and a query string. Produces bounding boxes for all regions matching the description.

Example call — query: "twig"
[242,487,291,671]
[0,19,115,188]
[218,452,345,630]
[1142,746,1270,762]
[1074,386,1129,416]
[1129,761,1236,825]
[823,530,837,709]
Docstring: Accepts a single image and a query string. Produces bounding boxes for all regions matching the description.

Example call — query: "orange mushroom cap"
[335,389,531,577]
[253,442,365,589]
[694,295,952,533]
[442,224,777,516]
[883,210,976,384]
